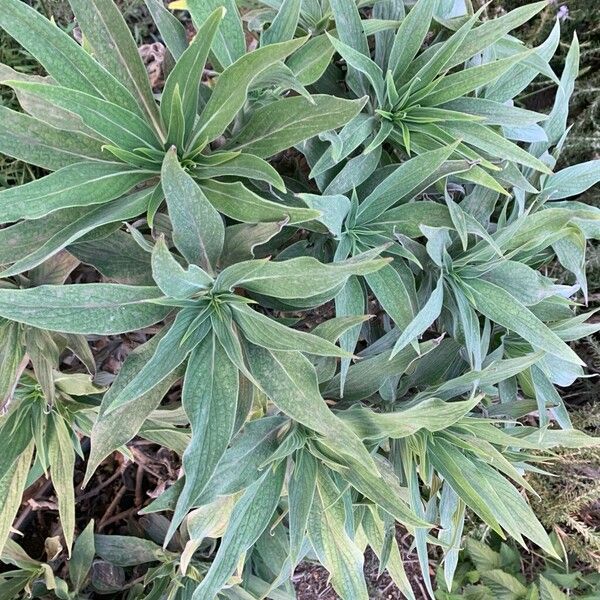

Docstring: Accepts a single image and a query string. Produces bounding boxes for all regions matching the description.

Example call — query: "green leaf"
[69,0,163,136]
[48,414,76,554]
[1,187,153,278]
[70,230,153,286]
[287,35,335,86]
[186,0,245,68]
[458,277,584,365]
[541,160,600,200]
[151,236,213,298]
[0,321,24,409]
[298,194,350,237]
[221,221,286,267]
[262,0,301,46]
[421,52,532,107]
[216,248,389,300]
[443,121,552,174]
[539,575,568,600]
[325,340,436,402]
[85,331,184,485]
[191,37,306,149]
[0,105,105,170]
[193,153,285,191]
[200,180,320,225]
[340,396,479,440]
[391,276,444,357]
[288,450,317,567]
[231,303,351,357]
[70,521,95,593]
[8,81,161,152]
[357,143,460,223]
[161,148,225,273]
[449,2,547,69]
[245,344,378,474]
[169,332,239,540]
[0,161,151,222]
[144,0,188,60]
[227,95,366,158]
[0,0,141,114]
[0,443,33,557]
[104,308,210,413]
[389,0,437,81]
[309,468,368,600]
[327,33,385,105]
[161,7,224,144]
[329,0,369,97]
[0,284,170,335]
[366,264,415,332]
[193,461,286,599]
[94,535,168,567]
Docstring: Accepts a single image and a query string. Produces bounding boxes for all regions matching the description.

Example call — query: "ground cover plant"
[0,0,599,598]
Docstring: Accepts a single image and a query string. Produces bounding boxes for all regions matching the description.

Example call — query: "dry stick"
[98,486,127,531]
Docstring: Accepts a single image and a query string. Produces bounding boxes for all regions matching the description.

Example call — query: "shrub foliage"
[0,0,599,598]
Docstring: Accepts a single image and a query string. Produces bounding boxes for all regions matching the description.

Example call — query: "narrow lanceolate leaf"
[357,144,460,223]
[70,521,95,593]
[160,7,224,142]
[340,397,479,440]
[0,0,141,114]
[262,0,301,46]
[288,450,317,566]
[0,285,170,335]
[192,462,286,600]
[231,304,351,358]
[169,332,238,540]
[193,153,285,191]
[389,0,437,81]
[0,321,24,408]
[421,52,532,107]
[186,0,245,69]
[366,264,415,332]
[85,332,184,485]
[7,81,161,152]
[199,180,320,225]
[227,95,366,158]
[151,237,213,298]
[443,121,552,174]
[329,0,369,96]
[245,344,378,474]
[215,248,389,299]
[0,188,154,278]
[541,160,600,200]
[459,277,584,365]
[327,34,385,104]
[0,162,151,222]
[69,0,163,136]
[161,148,224,273]
[0,443,33,557]
[309,469,368,600]
[0,106,105,170]
[48,415,76,555]
[391,277,444,357]
[144,0,188,60]
[287,34,335,86]
[104,309,210,414]
[191,37,306,149]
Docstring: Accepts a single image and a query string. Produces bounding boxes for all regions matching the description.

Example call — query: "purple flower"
[557,5,570,21]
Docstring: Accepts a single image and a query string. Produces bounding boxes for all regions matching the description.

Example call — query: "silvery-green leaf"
[161,148,225,273]
[0,284,170,335]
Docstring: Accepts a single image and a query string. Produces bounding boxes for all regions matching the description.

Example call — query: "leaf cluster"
[0,1,599,599]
